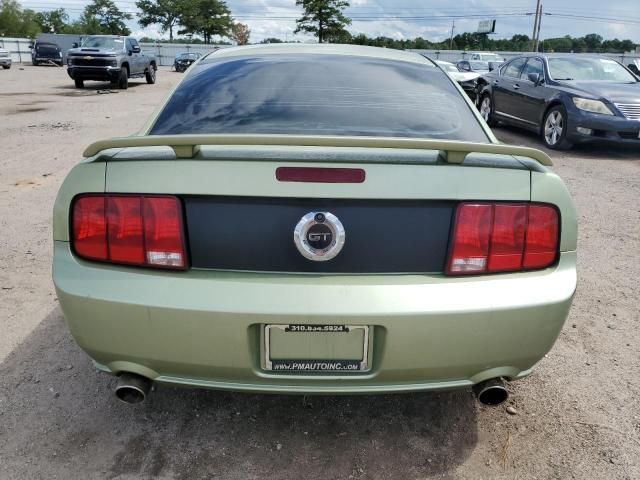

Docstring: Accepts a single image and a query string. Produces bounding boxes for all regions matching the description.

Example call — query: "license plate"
[264,324,370,373]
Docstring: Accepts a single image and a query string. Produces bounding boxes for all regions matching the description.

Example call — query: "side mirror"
[528,72,541,85]
[72,42,78,48]
[132,45,141,54]
[488,64,494,71]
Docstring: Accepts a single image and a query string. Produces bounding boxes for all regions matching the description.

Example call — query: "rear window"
[149,55,488,142]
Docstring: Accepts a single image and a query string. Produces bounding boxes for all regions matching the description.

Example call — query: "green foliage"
[34,8,69,34]
[259,37,284,44]
[177,0,233,44]
[0,0,40,38]
[79,0,132,35]
[136,0,180,41]
[295,0,351,43]
[348,32,637,54]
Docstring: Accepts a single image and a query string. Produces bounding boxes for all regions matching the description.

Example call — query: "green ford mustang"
[52,44,577,405]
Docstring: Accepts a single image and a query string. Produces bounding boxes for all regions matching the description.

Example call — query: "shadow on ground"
[494,125,640,161]
[0,309,479,480]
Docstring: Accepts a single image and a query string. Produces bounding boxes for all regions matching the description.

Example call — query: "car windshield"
[150,55,488,142]
[470,61,490,71]
[548,58,637,82]
[178,53,199,60]
[81,37,123,49]
[480,54,501,62]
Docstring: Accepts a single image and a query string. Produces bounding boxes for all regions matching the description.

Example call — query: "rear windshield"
[149,54,488,141]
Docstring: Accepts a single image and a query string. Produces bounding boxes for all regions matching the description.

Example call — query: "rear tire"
[32,60,38,66]
[2,65,10,70]
[117,67,128,90]
[479,93,497,127]
[145,64,156,84]
[74,78,84,88]
[542,105,573,150]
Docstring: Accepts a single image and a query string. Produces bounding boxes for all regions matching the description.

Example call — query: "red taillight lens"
[523,205,559,269]
[447,204,492,273]
[72,195,186,270]
[107,197,144,264]
[73,196,107,261]
[143,197,185,268]
[447,202,559,275]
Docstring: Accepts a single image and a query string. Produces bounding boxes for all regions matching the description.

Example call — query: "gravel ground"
[0,64,639,480]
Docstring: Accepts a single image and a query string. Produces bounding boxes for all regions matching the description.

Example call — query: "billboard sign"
[477,20,496,34]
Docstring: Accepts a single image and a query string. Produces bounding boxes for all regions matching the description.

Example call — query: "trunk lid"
[102,143,533,274]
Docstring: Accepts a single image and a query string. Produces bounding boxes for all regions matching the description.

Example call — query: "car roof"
[204,44,434,66]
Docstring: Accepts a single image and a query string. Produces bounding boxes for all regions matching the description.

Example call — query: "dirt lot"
[0,64,639,480]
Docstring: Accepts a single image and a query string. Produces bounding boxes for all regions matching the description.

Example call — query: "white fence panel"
[0,37,32,63]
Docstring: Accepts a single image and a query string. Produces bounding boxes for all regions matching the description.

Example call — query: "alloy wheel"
[480,96,492,121]
[544,111,564,146]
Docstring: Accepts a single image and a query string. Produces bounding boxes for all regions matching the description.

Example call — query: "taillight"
[72,195,187,269]
[447,202,559,275]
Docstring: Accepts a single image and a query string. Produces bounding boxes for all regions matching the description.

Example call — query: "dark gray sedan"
[476,55,640,149]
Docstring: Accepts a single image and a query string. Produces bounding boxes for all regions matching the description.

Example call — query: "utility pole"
[449,20,455,50]
[534,4,543,52]
[531,0,541,51]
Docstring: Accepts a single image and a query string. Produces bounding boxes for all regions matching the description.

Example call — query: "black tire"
[117,66,129,89]
[74,78,84,88]
[479,93,497,127]
[145,64,156,84]
[32,60,38,66]
[542,105,574,150]
[2,65,10,70]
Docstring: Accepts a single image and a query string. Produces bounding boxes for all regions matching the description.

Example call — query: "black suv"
[31,42,63,66]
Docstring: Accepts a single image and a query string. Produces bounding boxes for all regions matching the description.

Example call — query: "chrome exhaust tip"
[115,373,152,404]
[473,378,509,406]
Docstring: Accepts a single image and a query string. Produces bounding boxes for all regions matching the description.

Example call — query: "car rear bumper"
[0,58,11,66]
[53,241,576,394]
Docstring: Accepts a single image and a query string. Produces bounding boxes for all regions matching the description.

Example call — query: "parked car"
[53,44,576,406]
[66,35,157,89]
[476,55,640,149]
[456,60,490,73]
[173,52,201,72]
[435,60,481,102]
[0,48,11,69]
[468,52,504,63]
[31,41,63,66]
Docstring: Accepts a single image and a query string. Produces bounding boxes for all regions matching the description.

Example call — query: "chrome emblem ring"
[294,212,345,261]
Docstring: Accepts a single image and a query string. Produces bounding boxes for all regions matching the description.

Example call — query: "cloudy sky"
[21,0,640,44]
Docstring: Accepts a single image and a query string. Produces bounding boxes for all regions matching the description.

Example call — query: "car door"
[125,38,140,74]
[492,57,527,121]
[516,57,549,126]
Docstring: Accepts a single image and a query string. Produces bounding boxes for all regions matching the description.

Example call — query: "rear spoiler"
[83,134,553,167]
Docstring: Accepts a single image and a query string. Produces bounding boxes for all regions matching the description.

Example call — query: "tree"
[260,37,284,44]
[0,0,41,37]
[80,0,132,35]
[136,0,180,41]
[178,0,233,44]
[35,8,69,34]
[295,0,351,43]
[231,22,250,45]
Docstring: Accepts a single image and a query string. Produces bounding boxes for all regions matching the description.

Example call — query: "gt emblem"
[294,212,345,261]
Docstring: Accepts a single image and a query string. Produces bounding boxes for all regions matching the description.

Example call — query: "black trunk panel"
[184,197,454,273]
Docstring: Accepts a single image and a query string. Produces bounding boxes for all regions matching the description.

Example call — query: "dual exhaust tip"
[114,372,508,406]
